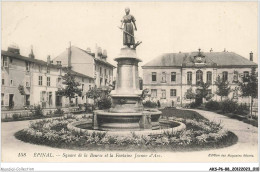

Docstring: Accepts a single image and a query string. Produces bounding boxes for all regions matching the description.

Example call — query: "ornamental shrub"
[234,104,249,116]
[98,97,112,110]
[54,108,64,116]
[220,99,238,113]
[205,101,220,111]
[143,100,157,108]
[31,105,44,117]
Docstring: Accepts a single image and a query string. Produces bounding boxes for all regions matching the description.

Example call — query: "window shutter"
[4,94,9,106]
[47,92,49,103]
[40,91,43,102]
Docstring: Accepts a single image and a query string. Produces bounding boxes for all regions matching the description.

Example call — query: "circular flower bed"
[14,113,238,151]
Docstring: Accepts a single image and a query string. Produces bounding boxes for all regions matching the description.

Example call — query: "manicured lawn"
[160,108,207,120]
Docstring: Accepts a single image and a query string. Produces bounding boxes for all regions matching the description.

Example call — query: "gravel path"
[1,110,258,162]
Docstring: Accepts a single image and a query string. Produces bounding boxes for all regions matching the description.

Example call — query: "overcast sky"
[2,1,258,70]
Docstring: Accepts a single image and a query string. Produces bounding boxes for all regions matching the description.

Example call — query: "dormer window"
[194,48,205,63]
[57,61,61,66]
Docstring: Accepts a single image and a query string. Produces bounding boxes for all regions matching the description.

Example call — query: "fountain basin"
[67,119,186,137]
[93,110,162,131]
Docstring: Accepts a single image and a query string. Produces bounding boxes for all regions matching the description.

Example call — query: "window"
[3,57,8,67]
[57,78,62,85]
[152,72,157,82]
[47,92,52,106]
[206,71,212,84]
[57,61,61,66]
[100,67,102,75]
[105,69,107,76]
[39,76,43,86]
[233,71,238,82]
[222,71,228,82]
[161,72,166,82]
[161,89,166,99]
[82,84,84,91]
[2,73,4,85]
[1,93,4,106]
[170,89,177,97]
[243,71,249,78]
[100,78,102,86]
[47,67,50,74]
[26,81,30,87]
[171,72,176,82]
[89,85,91,90]
[10,58,13,64]
[187,72,192,85]
[47,77,50,86]
[196,70,203,85]
[105,79,107,85]
[39,65,42,72]
[26,62,30,72]
[151,89,157,98]
[10,80,13,86]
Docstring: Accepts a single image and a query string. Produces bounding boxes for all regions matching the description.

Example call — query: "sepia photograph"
[0,1,259,171]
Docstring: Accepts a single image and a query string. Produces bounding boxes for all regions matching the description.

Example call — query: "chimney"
[29,45,35,59]
[103,49,107,59]
[68,42,72,69]
[47,55,51,64]
[250,51,253,61]
[86,47,91,53]
[97,47,102,57]
[210,48,213,52]
[8,44,20,54]
[95,44,98,58]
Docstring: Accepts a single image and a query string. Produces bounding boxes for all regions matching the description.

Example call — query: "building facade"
[53,45,115,88]
[142,50,258,107]
[1,46,94,110]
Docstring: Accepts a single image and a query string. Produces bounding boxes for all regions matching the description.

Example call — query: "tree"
[56,69,82,106]
[86,86,112,110]
[238,67,258,116]
[195,81,211,105]
[185,88,196,103]
[215,75,231,101]
[18,85,26,95]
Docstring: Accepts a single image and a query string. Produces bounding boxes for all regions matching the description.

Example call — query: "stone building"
[142,49,258,107]
[53,45,115,88]
[1,45,94,110]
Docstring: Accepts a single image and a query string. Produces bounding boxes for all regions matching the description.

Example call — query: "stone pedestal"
[110,48,143,113]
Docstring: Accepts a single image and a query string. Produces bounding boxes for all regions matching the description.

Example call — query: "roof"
[70,70,94,79]
[75,46,116,68]
[1,50,93,79]
[1,50,52,66]
[142,51,257,68]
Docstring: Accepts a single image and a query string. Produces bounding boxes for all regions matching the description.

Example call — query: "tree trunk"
[250,96,253,117]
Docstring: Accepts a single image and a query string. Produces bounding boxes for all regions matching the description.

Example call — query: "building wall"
[53,47,95,78]
[142,66,257,107]
[1,52,95,110]
[1,56,28,110]
[95,62,113,87]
